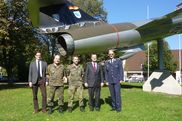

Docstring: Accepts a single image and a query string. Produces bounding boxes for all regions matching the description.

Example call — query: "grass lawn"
[0,82,182,121]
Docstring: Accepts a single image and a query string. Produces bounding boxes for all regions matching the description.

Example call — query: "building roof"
[125,50,182,71]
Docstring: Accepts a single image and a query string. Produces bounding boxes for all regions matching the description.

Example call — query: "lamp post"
[176,3,182,85]
[179,34,181,85]
[147,5,150,79]
[147,43,150,79]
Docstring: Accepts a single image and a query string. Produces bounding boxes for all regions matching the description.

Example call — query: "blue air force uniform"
[105,58,123,111]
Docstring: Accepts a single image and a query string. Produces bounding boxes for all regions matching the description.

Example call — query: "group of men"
[28,50,124,114]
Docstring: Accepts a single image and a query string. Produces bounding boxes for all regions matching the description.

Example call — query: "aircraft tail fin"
[28,0,97,27]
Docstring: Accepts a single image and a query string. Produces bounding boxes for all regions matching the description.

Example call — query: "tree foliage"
[143,41,177,73]
[0,0,9,50]
[69,0,107,21]
[0,0,50,81]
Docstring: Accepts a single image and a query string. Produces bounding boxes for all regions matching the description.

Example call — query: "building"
[124,50,182,82]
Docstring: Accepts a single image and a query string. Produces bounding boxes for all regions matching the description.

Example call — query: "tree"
[69,0,107,21]
[0,0,9,41]
[0,0,51,81]
[0,0,10,78]
[143,41,177,73]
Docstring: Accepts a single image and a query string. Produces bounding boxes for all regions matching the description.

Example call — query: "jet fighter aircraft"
[28,0,182,57]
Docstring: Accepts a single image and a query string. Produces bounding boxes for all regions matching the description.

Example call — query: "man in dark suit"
[28,51,48,113]
[104,50,124,112]
[84,54,104,111]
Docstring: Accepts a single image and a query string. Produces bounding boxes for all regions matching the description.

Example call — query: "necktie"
[93,62,96,73]
[37,61,40,78]
[110,59,113,63]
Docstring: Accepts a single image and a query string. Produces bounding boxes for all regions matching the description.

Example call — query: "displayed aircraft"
[28,0,182,57]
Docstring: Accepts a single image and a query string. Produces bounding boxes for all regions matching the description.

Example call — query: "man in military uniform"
[46,55,66,114]
[105,50,123,112]
[66,56,85,112]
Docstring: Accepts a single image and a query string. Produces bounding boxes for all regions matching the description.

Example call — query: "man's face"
[91,54,97,62]
[73,57,79,65]
[35,52,42,60]
[54,55,60,65]
[108,50,115,59]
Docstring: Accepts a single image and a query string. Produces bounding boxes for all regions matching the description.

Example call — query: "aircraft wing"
[136,8,182,41]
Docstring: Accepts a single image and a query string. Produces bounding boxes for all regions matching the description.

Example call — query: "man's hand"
[120,80,123,83]
[105,82,109,86]
[63,76,67,83]
[84,83,88,87]
[29,82,32,87]
[101,83,104,87]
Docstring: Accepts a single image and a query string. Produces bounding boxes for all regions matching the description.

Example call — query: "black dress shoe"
[95,108,100,111]
[42,109,47,113]
[110,108,116,111]
[33,110,39,114]
[116,109,121,112]
[89,106,94,111]
[80,106,85,112]
[68,107,72,113]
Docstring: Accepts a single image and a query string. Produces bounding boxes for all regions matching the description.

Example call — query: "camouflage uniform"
[47,63,65,107]
[67,64,84,108]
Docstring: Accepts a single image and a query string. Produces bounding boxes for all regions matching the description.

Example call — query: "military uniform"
[105,58,123,112]
[66,64,84,109]
[46,64,65,108]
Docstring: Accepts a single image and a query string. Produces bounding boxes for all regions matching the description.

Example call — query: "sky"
[104,0,182,50]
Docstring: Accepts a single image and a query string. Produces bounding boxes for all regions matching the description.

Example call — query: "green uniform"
[67,64,84,108]
[47,63,65,107]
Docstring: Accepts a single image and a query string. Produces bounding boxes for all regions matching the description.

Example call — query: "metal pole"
[147,5,149,20]
[147,43,150,79]
[147,5,150,79]
[179,34,181,85]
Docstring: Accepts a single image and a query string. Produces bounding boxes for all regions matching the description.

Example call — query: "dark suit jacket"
[105,58,124,84]
[28,60,47,84]
[84,62,103,87]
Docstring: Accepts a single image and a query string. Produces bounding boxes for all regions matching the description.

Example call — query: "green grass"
[0,83,182,121]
